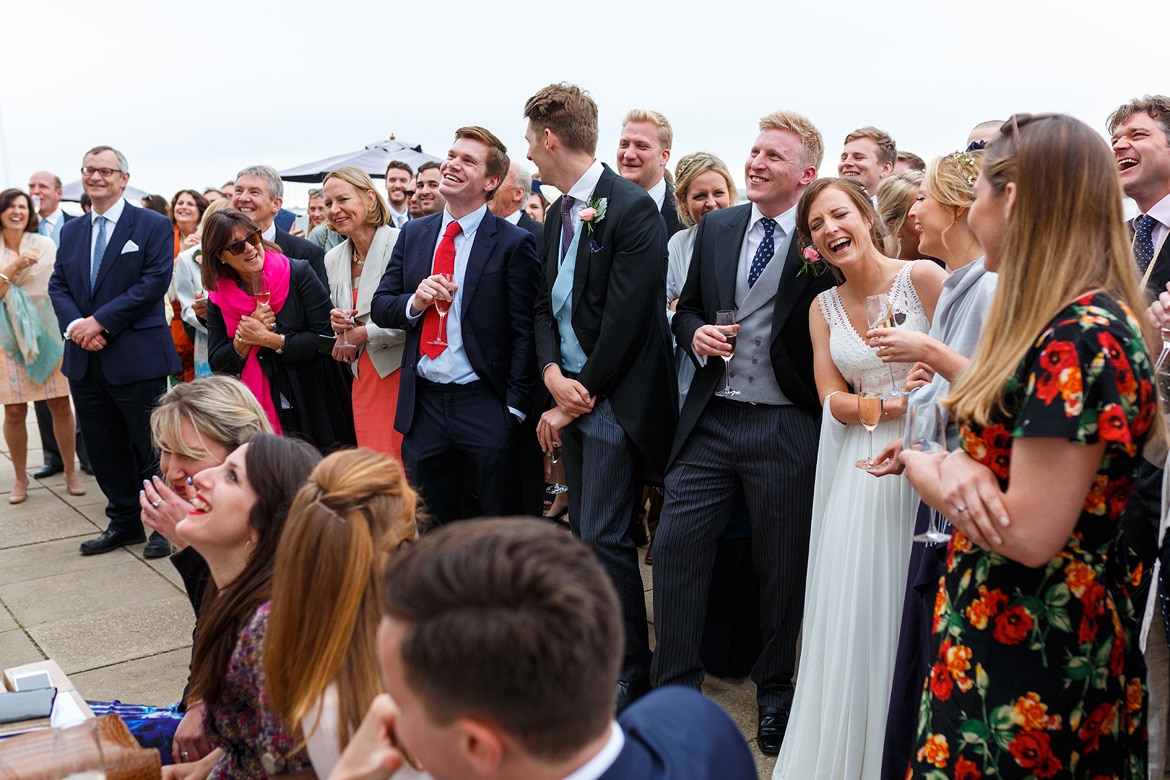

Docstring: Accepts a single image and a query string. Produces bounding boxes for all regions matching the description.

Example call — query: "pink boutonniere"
[579,197,607,237]
[799,245,827,277]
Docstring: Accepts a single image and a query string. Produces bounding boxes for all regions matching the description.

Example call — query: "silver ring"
[955,506,967,514]
[181,751,189,760]
[151,499,161,508]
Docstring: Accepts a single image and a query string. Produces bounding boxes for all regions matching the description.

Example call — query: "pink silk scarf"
[208,250,292,433]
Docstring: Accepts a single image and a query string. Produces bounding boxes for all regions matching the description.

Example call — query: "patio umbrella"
[277,136,441,183]
[61,180,150,203]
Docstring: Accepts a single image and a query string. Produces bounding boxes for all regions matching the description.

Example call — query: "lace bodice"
[816,262,931,392]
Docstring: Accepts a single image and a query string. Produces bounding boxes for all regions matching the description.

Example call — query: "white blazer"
[324,224,405,379]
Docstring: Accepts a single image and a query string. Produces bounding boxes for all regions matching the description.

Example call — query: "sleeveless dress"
[908,292,1153,779]
[774,261,929,780]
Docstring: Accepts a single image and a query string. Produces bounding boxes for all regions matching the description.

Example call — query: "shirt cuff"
[65,318,84,339]
[405,295,423,322]
[507,406,525,422]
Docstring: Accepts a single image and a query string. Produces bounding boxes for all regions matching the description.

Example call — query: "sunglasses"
[308,188,323,197]
[223,229,261,256]
[403,189,416,198]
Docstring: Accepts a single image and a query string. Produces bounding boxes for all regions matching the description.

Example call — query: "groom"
[650,110,834,754]
[525,83,677,711]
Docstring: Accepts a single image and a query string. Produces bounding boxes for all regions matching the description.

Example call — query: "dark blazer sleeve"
[205,300,243,376]
[92,211,175,336]
[275,229,328,287]
[533,205,563,373]
[278,259,333,362]
[501,228,541,415]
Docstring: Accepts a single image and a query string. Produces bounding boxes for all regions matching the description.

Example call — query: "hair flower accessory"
[579,197,607,237]
[953,149,978,185]
[799,245,826,277]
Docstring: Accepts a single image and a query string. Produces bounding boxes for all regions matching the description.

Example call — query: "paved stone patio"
[1,413,775,776]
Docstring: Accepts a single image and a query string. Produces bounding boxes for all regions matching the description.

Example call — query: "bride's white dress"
[773,262,928,780]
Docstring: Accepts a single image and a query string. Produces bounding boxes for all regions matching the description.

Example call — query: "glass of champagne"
[865,293,906,396]
[854,375,883,470]
[714,309,739,398]
[332,279,356,352]
[907,403,952,544]
[545,442,567,494]
[251,273,271,306]
[428,272,454,346]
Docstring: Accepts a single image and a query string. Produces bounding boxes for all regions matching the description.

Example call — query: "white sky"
[2,0,1166,209]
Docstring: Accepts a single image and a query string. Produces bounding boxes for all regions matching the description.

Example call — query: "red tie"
[420,220,462,358]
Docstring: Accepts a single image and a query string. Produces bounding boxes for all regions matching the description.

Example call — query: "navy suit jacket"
[660,182,682,238]
[49,200,180,384]
[603,687,755,780]
[370,209,541,435]
[273,227,328,287]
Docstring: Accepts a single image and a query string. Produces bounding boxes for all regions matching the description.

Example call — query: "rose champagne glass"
[854,375,884,470]
[714,309,739,398]
[428,273,454,346]
[865,293,906,396]
[332,279,356,352]
[251,273,271,306]
[906,402,952,544]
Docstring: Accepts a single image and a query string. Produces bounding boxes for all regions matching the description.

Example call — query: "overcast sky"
[2,0,1166,208]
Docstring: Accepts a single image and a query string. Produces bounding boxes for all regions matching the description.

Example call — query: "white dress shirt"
[560,723,624,780]
[647,177,667,210]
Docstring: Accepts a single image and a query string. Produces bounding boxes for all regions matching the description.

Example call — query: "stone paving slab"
[0,608,16,633]
[0,538,125,587]
[29,596,195,675]
[71,648,192,707]
[0,505,101,549]
[0,559,180,627]
[0,628,44,665]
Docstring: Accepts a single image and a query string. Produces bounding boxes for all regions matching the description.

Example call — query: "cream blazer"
[324,225,405,379]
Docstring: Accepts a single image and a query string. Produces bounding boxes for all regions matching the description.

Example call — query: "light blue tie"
[38,218,49,237]
[91,216,108,288]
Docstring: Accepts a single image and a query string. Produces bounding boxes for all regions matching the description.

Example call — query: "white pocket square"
[120,240,139,254]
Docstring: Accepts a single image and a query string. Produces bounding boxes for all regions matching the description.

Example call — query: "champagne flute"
[251,273,271,306]
[428,272,454,346]
[332,279,356,352]
[545,443,567,495]
[854,375,883,470]
[713,309,739,398]
[907,402,952,544]
[865,293,906,396]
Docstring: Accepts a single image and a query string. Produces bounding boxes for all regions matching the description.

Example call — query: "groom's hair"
[381,518,622,760]
[524,83,599,155]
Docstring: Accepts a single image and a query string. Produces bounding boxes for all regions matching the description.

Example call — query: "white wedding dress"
[773,262,928,780]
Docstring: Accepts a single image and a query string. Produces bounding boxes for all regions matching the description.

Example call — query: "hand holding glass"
[907,403,952,544]
[854,375,884,470]
[428,273,454,346]
[865,293,907,396]
[714,309,739,398]
[332,280,357,351]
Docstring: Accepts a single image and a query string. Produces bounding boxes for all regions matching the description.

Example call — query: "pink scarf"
[208,250,292,433]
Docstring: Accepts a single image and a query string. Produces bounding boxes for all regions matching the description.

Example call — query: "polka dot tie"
[560,195,576,263]
[1135,213,1158,272]
[748,217,776,288]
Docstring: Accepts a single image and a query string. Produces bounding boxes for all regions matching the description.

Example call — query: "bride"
[773,178,945,779]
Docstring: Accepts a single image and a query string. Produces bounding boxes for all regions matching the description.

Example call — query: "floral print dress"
[909,293,1156,780]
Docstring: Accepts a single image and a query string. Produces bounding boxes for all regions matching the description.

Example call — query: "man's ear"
[457,717,507,775]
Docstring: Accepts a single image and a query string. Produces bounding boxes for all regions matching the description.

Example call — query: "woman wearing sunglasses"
[202,209,354,452]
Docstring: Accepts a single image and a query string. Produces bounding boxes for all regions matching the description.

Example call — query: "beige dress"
[0,233,69,404]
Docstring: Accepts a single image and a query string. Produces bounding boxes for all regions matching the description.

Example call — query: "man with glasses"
[48,146,180,556]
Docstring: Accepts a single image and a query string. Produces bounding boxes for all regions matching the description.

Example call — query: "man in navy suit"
[49,146,180,555]
[327,519,756,780]
[371,127,540,526]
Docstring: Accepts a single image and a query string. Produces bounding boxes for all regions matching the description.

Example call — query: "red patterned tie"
[420,220,462,358]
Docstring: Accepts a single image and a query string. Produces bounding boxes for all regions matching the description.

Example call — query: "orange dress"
[348,285,403,460]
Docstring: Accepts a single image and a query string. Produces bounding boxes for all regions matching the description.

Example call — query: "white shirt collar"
[750,201,797,238]
[441,203,488,237]
[262,224,277,242]
[647,177,667,209]
[1144,191,1170,228]
[41,207,63,227]
[91,197,126,226]
[565,160,606,204]
[560,722,624,780]
[504,210,522,225]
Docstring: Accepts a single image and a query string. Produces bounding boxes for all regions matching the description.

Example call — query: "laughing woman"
[203,209,353,451]
[773,178,946,780]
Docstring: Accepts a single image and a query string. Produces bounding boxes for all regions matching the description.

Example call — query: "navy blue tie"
[1135,214,1158,272]
[748,217,776,288]
[91,216,108,288]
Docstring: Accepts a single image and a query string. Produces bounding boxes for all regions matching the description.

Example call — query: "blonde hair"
[323,166,391,229]
[151,376,272,461]
[759,110,824,170]
[622,109,673,150]
[923,149,983,257]
[672,152,737,228]
[948,114,1154,426]
[265,449,419,754]
[875,170,922,258]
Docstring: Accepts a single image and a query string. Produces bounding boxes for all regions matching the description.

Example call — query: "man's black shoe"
[757,706,789,756]
[33,462,64,479]
[80,528,146,556]
[614,678,651,713]
[143,533,172,559]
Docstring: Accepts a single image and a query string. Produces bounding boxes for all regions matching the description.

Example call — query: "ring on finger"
[954,506,967,514]
[151,499,162,508]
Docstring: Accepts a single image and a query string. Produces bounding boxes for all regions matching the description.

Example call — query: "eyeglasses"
[223,229,261,256]
[80,166,122,178]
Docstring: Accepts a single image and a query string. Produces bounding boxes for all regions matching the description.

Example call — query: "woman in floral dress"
[901,114,1157,779]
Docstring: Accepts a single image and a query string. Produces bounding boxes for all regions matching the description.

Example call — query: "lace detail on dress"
[816,261,931,392]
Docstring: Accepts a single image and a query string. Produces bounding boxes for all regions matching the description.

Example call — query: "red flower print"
[1077,702,1117,755]
[1010,692,1055,730]
[929,662,953,700]
[1064,560,1096,597]
[917,733,949,769]
[992,605,1033,645]
[1008,730,1063,778]
[1040,340,1079,374]
[1097,403,1129,444]
[954,756,981,780]
[965,585,1009,630]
